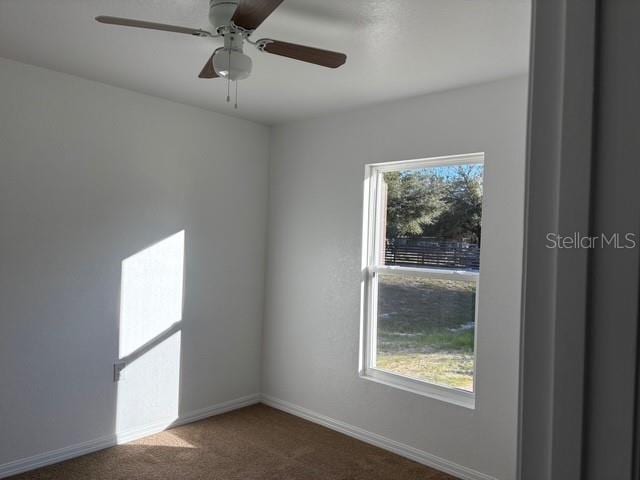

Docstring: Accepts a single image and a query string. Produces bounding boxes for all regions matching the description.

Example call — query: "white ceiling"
[0,0,531,124]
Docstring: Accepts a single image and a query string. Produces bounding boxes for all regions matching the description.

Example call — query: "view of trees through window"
[384,164,483,245]
[374,163,483,392]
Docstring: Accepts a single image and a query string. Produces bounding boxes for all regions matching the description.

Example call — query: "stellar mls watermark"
[545,232,638,249]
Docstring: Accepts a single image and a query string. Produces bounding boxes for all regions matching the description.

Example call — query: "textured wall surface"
[0,58,269,465]
[263,76,528,480]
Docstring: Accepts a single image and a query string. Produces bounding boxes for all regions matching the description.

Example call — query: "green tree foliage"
[383,170,445,238]
[384,165,483,244]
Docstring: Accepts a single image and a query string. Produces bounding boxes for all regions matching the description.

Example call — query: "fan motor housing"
[209,1,239,29]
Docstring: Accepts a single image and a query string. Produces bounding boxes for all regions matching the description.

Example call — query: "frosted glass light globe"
[213,48,252,81]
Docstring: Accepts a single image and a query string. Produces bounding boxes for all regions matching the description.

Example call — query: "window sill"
[360,368,476,410]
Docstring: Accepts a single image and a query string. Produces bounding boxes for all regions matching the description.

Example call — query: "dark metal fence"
[385,239,480,270]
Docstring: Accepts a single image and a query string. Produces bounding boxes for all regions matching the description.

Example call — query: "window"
[361,153,484,408]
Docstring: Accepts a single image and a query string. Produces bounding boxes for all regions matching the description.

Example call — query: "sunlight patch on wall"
[116,231,185,440]
[119,231,185,357]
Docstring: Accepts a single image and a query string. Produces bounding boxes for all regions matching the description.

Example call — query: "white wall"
[263,76,528,480]
[0,58,527,479]
[0,58,269,466]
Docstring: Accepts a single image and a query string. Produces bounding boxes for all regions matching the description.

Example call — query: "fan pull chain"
[226,45,232,103]
[234,81,238,109]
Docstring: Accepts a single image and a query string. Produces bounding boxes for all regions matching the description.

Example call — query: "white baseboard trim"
[2,393,494,480]
[115,392,261,445]
[0,393,260,479]
[0,434,117,480]
[261,394,497,480]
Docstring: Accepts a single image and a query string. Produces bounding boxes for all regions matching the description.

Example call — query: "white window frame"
[360,152,484,409]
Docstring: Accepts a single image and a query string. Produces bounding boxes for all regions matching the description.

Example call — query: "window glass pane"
[375,273,476,392]
[381,164,483,271]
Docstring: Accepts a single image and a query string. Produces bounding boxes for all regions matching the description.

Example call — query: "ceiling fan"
[95,0,347,108]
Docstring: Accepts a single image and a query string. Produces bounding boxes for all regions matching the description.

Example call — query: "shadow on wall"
[115,231,185,440]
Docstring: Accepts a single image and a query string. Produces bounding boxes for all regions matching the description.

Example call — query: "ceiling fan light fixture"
[95,0,347,108]
[213,48,252,81]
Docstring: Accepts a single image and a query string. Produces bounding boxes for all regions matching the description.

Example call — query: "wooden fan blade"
[260,40,347,68]
[199,54,219,79]
[230,0,284,30]
[95,16,211,37]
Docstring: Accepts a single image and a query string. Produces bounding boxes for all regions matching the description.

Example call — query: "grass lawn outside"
[375,274,476,392]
